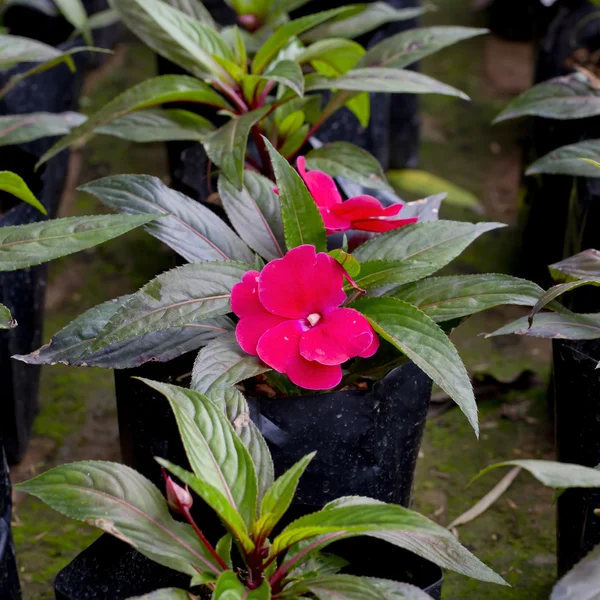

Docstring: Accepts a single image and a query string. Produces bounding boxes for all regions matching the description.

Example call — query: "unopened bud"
[164,471,193,513]
[238,13,259,31]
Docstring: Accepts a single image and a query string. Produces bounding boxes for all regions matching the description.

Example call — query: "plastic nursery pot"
[0,56,80,465]
[0,439,20,600]
[553,338,600,577]
[483,0,560,42]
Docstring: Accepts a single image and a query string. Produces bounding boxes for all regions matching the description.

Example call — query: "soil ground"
[9,2,559,598]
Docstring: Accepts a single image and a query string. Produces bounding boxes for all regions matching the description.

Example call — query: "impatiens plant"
[18,147,558,435]
[15,378,507,599]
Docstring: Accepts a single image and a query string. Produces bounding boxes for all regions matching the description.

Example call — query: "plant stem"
[214,80,249,114]
[182,507,229,571]
[255,81,276,109]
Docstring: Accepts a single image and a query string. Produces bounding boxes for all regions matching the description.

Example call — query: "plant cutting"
[16,378,508,598]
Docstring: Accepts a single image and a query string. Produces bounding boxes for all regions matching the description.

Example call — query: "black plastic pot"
[553,338,600,576]
[484,0,561,42]
[0,439,21,600]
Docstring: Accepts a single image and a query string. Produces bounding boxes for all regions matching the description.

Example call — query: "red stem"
[182,507,229,571]
[255,80,276,109]
[213,80,249,114]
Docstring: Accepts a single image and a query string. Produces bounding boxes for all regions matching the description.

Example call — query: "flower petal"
[231,270,264,318]
[299,307,377,366]
[331,195,399,220]
[297,156,343,208]
[351,217,419,233]
[359,328,379,358]
[319,207,351,233]
[287,357,342,390]
[235,313,287,356]
[259,245,346,318]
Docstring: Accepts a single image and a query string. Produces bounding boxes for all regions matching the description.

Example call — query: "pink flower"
[297,156,418,234]
[231,245,379,390]
[163,469,193,514]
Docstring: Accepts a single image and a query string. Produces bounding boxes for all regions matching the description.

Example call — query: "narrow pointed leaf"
[352,221,504,292]
[79,174,253,263]
[290,574,383,600]
[264,138,326,252]
[551,544,600,600]
[88,261,250,351]
[204,106,269,190]
[213,571,270,598]
[141,379,258,531]
[488,312,600,340]
[15,461,221,576]
[0,214,158,272]
[528,280,600,323]
[0,112,85,147]
[306,68,468,100]
[218,171,285,262]
[526,139,600,177]
[305,142,390,190]
[367,578,434,599]
[14,295,233,368]
[54,0,91,43]
[360,26,487,69]
[162,0,216,27]
[0,171,46,214]
[550,250,600,283]
[354,297,477,435]
[191,332,269,394]
[37,75,229,166]
[216,534,233,568]
[0,34,71,68]
[96,108,215,142]
[0,303,15,329]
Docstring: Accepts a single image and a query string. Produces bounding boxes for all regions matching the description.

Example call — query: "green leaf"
[36,75,229,167]
[360,26,487,69]
[494,73,600,122]
[204,106,269,190]
[526,139,600,177]
[352,221,504,292]
[306,67,469,100]
[127,590,196,600]
[264,137,326,252]
[14,295,233,368]
[96,108,215,142]
[272,498,505,585]
[244,60,305,100]
[391,274,555,323]
[366,578,435,600]
[54,0,91,44]
[328,249,360,278]
[475,460,600,488]
[208,385,274,504]
[552,544,600,600]
[288,553,349,580]
[550,250,600,283]
[0,303,15,329]
[302,2,428,42]
[218,171,285,262]
[216,534,233,569]
[109,0,233,80]
[141,379,258,532]
[297,38,364,74]
[354,297,478,435]
[213,571,271,598]
[387,169,481,211]
[528,280,600,323]
[88,261,250,351]
[488,312,600,340]
[15,461,221,577]
[0,34,71,68]
[161,0,216,27]
[85,7,121,31]
[305,142,390,191]
[251,7,353,74]
[0,112,85,147]
[0,171,46,214]
[191,332,270,393]
[289,574,384,600]
[255,452,315,539]
[0,214,157,272]
[79,174,253,263]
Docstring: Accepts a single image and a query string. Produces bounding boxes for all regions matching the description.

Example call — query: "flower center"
[307,313,322,327]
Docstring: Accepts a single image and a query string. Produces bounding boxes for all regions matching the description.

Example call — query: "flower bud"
[164,472,193,513]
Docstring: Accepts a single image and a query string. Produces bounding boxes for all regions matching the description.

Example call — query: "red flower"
[231,245,379,390]
[297,156,418,233]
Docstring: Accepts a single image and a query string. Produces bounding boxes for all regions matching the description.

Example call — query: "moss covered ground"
[11,2,558,598]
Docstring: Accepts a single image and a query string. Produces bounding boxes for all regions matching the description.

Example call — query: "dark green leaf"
[96,108,215,142]
[216,534,233,569]
[141,379,258,532]
[359,26,487,69]
[109,0,233,80]
[550,250,600,283]
[352,221,504,292]
[0,303,15,329]
[552,544,600,600]
[14,295,233,368]
[366,578,434,599]
[0,214,157,272]
[15,461,221,576]
[79,174,253,263]
[0,171,46,214]
[37,75,229,166]
[528,280,600,323]
[494,73,600,122]
[0,34,69,68]
[204,106,269,190]
[251,7,353,74]
[290,574,383,600]
[305,142,390,190]
[302,2,428,42]
[0,112,85,147]
[213,571,270,598]
[306,67,468,99]
[264,137,326,252]
[354,297,477,435]
[218,171,285,262]
[88,261,250,351]
[488,312,600,340]
[191,332,269,393]
[526,140,600,177]
[245,60,305,98]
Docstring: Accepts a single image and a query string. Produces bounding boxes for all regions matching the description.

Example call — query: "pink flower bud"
[164,471,193,513]
[238,13,259,31]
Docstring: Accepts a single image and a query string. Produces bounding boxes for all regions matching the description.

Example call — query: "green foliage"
[0,171,46,214]
[0,302,15,329]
